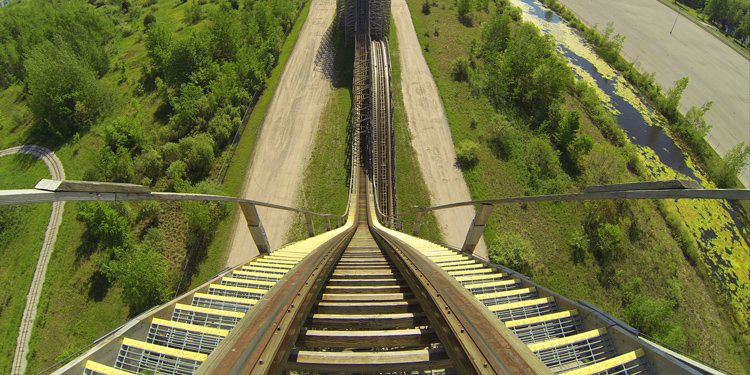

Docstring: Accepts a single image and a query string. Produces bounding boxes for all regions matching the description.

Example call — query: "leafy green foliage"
[685,102,713,138]
[77,202,132,250]
[489,232,535,275]
[25,42,112,138]
[713,142,750,187]
[455,139,480,168]
[0,0,114,86]
[102,231,171,312]
[451,57,470,81]
[457,0,473,25]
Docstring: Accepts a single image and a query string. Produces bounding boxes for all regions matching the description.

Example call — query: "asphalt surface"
[556,0,750,186]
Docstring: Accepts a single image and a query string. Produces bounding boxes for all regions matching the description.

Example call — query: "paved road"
[391,0,488,258]
[556,0,750,186]
[225,0,337,266]
[0,145,65,375]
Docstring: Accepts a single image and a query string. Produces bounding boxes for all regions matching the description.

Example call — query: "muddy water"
[508,0,748,319]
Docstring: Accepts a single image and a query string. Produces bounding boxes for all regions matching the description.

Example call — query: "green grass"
[404,0,749,372]
[0,155,50,374]
[389,19,442,243]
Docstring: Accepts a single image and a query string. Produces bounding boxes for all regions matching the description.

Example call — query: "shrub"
[489,232,535,275]
[104,117,144,152]
[143,13,156,28]
[457,0,473,25]
[711,142,750,188]
[179,133,215,182]
[593,223,625,261]
[136,201,161,225]
[451,57,470,81]
[456,140,480,169]
[422,0,431,14]
[487,115,518,160]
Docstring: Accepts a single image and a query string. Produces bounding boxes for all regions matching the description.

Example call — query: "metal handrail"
[409,180,749,254]
[0,179,349,253]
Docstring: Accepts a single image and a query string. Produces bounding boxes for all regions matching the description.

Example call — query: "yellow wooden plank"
[454,272,506,282]
[560,349,644,375]
[474,287,536,301]
[466,279,518,290]
[151,318,229,336]
[241,265,289,273]
[527,328,607,352]
[192,293,257,306]
[435,259,475,266]
[221,277,276,287]
[232,270,283,279]
[505,310,578,328]
[122,338,208,361]
[442,263,485,271]
[174,303,246,318]
[447,268,493,276]
[487,297,555,312]
[84,360,132,375]
[208,284,267,295]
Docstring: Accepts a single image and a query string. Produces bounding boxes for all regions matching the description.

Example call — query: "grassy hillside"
[399,0,748,372]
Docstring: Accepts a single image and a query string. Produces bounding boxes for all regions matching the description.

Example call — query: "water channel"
[508,0,748,317]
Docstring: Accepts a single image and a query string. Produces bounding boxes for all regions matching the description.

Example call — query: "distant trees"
[677,0,749,43]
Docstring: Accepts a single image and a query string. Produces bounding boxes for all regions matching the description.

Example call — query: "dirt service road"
[225,0,336,267]
[556,0,750,186]
[391,0,488,258]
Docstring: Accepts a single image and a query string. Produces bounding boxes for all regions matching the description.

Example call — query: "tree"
[179,133,215,182]
[714,142,750,187]
[103,231,171,312]
[685,101,713,138]
[145,23,173,77]
[185,0,204,25]
[77,202,132,249]
[664,77,689,115]
[481,11,511,56]
[209,8,242,61]
[25,42,111,138]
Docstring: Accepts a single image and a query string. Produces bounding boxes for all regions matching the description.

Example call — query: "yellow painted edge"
[442,263,485,271]
[151,317,229,336]
[448,268,493,275]
[192,293,257,306]
[232,270,283,279]
[175,303,246,318]
[222,277,276,287]
[208,284,267,295]
[505,310,578,328]
[488,297,555,312]
[527,328,607,352]
[122,337,208,361]
[435,259,475,265]
[560,349,644,375]
[455,272,505,282]
[241,266,289,273]
[466,279,518,289]
[84,360,132,375]
[475,287,536,301]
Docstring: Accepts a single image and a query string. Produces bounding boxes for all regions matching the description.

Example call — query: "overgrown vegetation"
[0,0,308,370]
[677,0,750,45]
[537,0,749,191]
[404,0,749,371]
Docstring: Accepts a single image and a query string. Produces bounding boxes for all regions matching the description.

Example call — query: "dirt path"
[0,145,65,375]
[225,0,337,267]
[391,0,488,258]
[556,0,750,186]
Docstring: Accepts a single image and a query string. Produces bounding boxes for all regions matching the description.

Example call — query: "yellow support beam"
[151,318,229,336]
[121,337,207,361]
[474,287,536,301]
[174,303,246,318]
[487,297,555,312]
[505,310,578,329]
[560,349,644,375]
[84,360,132,375]
[527,328,607,352]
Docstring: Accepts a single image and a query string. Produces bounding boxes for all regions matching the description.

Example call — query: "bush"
[422,0,431,14]
[143,13,156,28]
[593,223,625,261]
[179,133,215,182]
[489,232,535,275]
[487,115,518,160]
[104,117,144,152]
[457,0,473,25]
[77,202,132,249]
[711,143,750,188]
[456,140,480,168]
[451,57,470,81]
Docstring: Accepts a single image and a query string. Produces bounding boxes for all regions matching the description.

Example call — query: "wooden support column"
[305,212,315,237]
[325,216,331,231]
[461,204,493,254]
[412,211,423,236]
[240,203,270,254]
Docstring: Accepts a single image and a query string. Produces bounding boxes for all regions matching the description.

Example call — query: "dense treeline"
[678,0,750,43]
